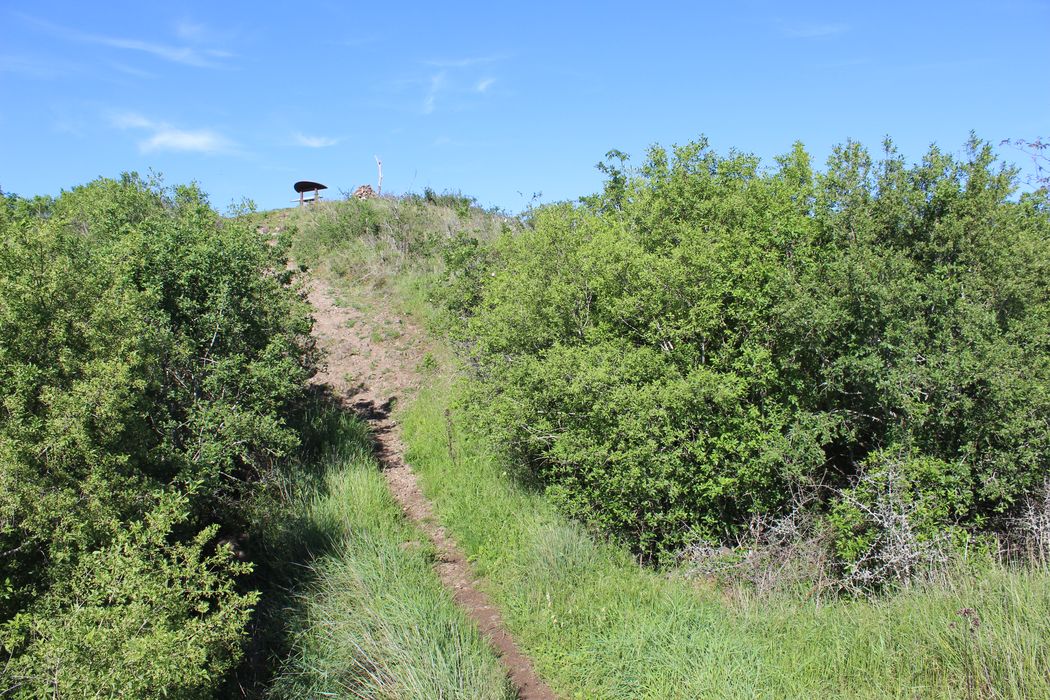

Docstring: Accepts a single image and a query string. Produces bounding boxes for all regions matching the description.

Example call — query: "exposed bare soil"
[307,278,556,700]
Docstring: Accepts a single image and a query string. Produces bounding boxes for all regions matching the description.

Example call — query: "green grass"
[262,407,513,699]
[402,380,1050,699]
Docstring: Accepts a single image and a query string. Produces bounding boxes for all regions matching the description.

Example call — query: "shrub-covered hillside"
[0,176,316,696]
[448,137,1050,572]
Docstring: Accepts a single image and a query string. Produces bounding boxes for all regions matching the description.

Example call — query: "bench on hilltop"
[293,180,327,206]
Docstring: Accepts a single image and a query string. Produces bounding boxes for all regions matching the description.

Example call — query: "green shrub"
[3,493,256,698]
[435,230,499,324]
[0,174,315,694]
[452,137,1050,564]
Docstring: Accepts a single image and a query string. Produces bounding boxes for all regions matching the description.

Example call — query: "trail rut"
[307,278,556,700]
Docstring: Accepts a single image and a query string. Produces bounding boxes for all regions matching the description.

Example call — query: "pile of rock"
[352,184,377,200]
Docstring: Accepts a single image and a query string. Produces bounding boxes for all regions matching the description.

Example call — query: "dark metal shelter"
[293,181,327,206]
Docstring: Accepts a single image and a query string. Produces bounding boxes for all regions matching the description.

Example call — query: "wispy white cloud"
[0,54,80,78]
[779,21,850,38]
[424,55,504,68]
[334,35,383,48]
[141,128,231,153]
[174,20,208,42]
[91,36,231,66]
[385,55,506,115]
[423,71,447,115]
[109,61,157,79]
[111,112,154,130]
[293,132,339,148]
[18,14,233,68]
[111,112,235,154]
[172,19,240,50]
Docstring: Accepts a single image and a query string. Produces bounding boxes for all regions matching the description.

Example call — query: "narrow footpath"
[307,278,557,700]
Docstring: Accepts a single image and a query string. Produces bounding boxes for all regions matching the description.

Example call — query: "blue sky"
[2,1,1048,213]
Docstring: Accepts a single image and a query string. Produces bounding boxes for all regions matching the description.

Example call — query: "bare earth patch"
[307,278,556,700]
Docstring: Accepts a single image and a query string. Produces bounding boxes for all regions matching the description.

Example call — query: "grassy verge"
[402,379,1050,699]
[252,402,512,699]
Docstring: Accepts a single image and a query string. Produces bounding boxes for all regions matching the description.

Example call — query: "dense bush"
[450,137,1050,566]
[0,175,315,695]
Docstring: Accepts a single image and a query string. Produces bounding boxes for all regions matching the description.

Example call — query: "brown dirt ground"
[307,278,557,700]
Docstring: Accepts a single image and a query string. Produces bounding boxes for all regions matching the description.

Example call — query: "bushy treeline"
[444,137,1050,574]
[0,176,315,695]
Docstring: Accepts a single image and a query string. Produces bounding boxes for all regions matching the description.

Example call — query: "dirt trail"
[307,278,557,700]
